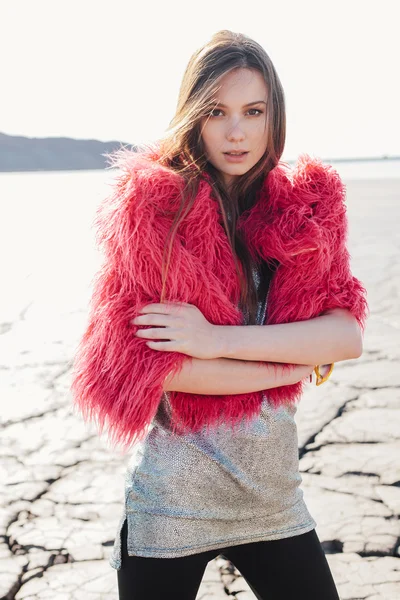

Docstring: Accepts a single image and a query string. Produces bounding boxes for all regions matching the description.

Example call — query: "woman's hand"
[130,302,224,360]
[292,363,316,384]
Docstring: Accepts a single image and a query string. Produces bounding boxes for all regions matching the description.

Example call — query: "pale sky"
[2,0,399,161]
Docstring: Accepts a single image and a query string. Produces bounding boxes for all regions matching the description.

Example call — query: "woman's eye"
[209,108,263,117]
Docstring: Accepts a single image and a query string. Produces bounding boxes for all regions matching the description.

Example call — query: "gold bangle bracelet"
[314,363,334,386]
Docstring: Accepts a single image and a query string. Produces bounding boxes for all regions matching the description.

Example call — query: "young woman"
[71,30,367,599]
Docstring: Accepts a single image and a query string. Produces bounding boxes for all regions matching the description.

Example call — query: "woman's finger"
[135,327,178,340]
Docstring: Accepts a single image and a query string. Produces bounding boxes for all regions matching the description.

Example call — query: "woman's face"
[200,68,269,188]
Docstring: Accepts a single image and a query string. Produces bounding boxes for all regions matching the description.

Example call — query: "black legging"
[117,520,340,599]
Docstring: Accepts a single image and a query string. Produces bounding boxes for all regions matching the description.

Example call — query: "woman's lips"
[223,151,249,163]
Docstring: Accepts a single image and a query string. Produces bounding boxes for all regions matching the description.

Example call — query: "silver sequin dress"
[109,261,316,566]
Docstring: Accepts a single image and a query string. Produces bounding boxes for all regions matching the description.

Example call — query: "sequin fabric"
[109,262,316,567]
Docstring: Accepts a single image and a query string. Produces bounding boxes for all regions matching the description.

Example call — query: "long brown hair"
[153,30,286,323]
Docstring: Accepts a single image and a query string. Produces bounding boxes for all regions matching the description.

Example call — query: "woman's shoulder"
[105,145,185,202]
[288,154,346,212]
[260,154,345,220]
[96,146,189,236]
[94,147,185,252]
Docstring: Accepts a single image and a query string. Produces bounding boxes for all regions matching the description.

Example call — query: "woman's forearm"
[163,357,313,395]
[216,308,363,365]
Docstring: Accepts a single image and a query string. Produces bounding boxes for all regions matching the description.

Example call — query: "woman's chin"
[222,165,251,179]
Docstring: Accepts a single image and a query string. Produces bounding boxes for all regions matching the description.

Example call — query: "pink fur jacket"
[70,146,368,450]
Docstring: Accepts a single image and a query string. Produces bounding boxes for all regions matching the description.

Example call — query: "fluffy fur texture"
[70,147,368,451]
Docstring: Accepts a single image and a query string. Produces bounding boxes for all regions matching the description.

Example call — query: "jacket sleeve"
[268,155,369,331]
[70,152,190,452]
[296,155,369,331]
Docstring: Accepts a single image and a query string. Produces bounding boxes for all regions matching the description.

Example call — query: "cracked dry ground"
[1,176,399,599]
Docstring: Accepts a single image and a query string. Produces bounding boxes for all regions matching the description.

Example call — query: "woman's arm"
[214,308,363,365]
[163,358,314,394]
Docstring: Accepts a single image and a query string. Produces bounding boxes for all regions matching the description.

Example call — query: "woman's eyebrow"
[214,100,267,108]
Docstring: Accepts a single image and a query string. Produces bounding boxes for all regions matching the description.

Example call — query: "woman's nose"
[226,119,245,142]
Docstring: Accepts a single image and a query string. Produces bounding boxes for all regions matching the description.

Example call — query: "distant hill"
[1,132,398,173]
[0,132,137,172]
